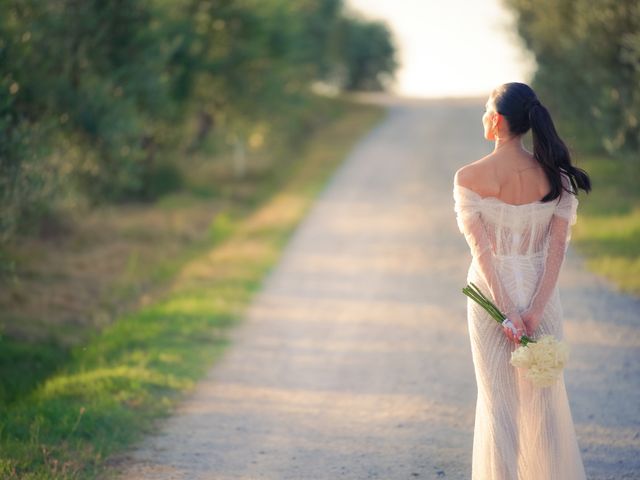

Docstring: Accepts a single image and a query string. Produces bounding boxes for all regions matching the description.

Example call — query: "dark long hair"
[491,82,591,201]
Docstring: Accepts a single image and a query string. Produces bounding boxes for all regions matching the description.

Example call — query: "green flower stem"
[462,283,536,346]
[519,335,534,347]
[469,282,505,321]
[463,285,503,321]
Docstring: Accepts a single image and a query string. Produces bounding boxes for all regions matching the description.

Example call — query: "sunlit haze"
[346,0,536,98]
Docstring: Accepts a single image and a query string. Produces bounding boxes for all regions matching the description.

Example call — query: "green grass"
[0,98,386,479]
[0,338,70,406]
[572,154,640,295]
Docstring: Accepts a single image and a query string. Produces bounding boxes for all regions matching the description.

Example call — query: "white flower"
[510,334,570,388]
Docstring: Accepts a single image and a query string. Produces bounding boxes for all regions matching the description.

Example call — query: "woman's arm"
[522,213,571,336]
[522,175,577,336]
[454,172,525,343]
[459,203,522,321]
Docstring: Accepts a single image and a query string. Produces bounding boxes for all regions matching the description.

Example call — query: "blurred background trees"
[0,0,397,245]
[504,0,639,297]
[503,0,639,155]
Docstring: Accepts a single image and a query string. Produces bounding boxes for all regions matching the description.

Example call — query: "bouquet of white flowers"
[462,283,570,388]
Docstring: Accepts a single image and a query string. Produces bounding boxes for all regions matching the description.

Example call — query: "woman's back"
[455,147,550,206]
[454,152,576,258]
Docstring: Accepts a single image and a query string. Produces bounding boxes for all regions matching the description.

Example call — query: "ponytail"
[528,103,591,201]
[491,82,591,203]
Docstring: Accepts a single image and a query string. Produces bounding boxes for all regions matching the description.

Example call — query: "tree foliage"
[0,0,397,241]
[504,0,640,154]
[338,16,398,91]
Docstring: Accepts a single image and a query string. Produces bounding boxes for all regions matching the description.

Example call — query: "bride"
[453,82,590,479]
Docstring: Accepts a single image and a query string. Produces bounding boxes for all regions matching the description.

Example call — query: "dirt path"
[114,97,640,480]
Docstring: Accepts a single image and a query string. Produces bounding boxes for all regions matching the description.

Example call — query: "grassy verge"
[572,153,640,295]
[0,98,386,479]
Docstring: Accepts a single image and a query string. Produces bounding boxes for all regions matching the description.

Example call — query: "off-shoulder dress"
[453,173,587,480]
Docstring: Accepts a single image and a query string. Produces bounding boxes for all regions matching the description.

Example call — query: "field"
[572,153,640,295]
[0,98,386,479]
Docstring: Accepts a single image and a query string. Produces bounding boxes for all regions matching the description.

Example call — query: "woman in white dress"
[453,82,591,479]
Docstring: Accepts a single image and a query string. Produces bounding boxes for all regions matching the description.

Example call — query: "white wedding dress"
[453,173,587,480]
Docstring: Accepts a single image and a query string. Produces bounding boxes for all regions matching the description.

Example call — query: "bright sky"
[346,0,536,98]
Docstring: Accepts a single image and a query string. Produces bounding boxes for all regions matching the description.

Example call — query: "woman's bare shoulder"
[454,155,500,197]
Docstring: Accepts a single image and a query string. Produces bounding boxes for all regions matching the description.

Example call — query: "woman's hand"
[521,308,543,337]
[502,312,526,344]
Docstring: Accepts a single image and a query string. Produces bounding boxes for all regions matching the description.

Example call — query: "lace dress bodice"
[453,174,578,318]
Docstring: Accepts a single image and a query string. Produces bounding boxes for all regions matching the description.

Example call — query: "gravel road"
[114,96,640,480]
